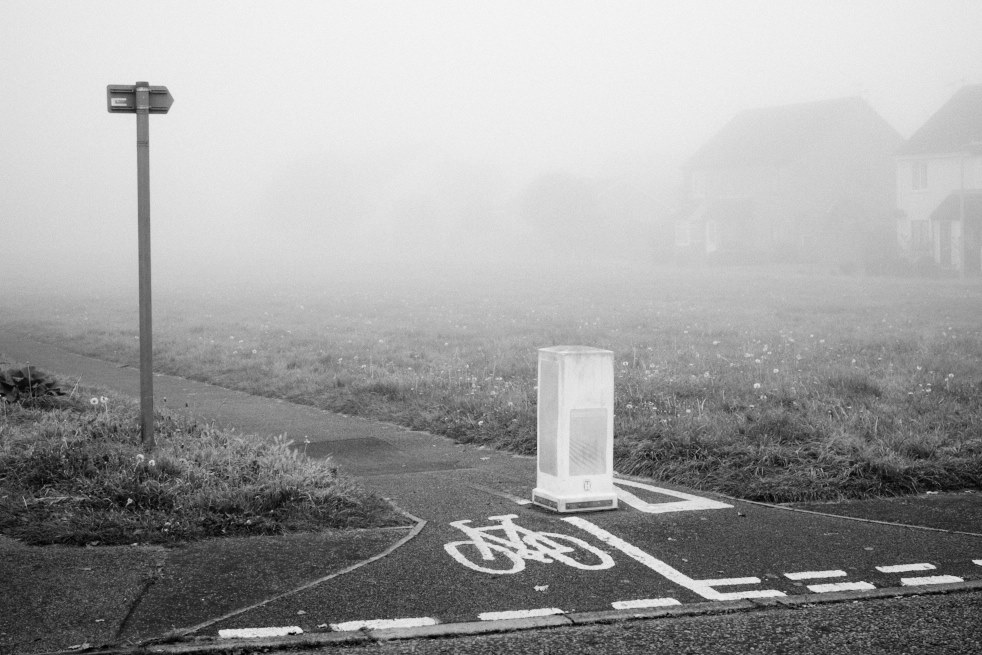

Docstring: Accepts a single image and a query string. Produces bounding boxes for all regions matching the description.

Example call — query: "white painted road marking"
[330,617,438,631]
[445,514,615,574]
[975,560,982,566]
[611,598,681,610]
[876,563,935,573]
[563,517,785,601]
[808,582,876,593]
[700,576,763,586]
[219,626,302,639]
[785,570,847,581]
[614,479,732,514]
[478,608,564,621]
[900,575,964,586]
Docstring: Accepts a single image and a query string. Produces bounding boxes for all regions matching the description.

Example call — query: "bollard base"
[531,488,618,513]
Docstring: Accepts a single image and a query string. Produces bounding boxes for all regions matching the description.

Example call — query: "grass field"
[3,262,981,503]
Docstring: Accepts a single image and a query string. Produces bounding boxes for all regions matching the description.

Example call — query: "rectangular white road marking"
[700,577,761,586]
[876,563,935,573]
[612,598,681,610]
[614,479,732,514]
[478,608,564,621]
[808,582,876,593]
[713,589,788,600]
[219,626,302,639]
[330,617,437,631]
[975,560,982,566]
[785,570,847,581]
[900,575,964,586]
[564,517,784,601]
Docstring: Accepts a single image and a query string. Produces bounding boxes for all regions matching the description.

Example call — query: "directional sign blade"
[107,84,174,114]
[107,85,136,112]
[149,87,174,113]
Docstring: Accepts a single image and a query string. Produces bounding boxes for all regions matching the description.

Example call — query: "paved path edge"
[173,506,428,639]
[55,579,982,655]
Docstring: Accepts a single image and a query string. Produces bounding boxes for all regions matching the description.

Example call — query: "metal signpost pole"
[107,81,173,450]
[135,83,154,450]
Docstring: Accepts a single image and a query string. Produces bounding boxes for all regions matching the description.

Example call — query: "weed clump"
[0,365,65,404]
[0,383,406,546]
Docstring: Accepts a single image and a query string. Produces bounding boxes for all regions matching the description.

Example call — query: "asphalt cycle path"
[207,462,982,637]
[2,334,981,645]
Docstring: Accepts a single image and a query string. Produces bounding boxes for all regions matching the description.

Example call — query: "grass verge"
[0,375,408,546]
[3,266,981,503]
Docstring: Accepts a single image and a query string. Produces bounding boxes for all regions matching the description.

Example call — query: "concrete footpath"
[1,335,981,655]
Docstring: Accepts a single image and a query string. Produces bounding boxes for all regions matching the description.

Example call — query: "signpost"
[107,82,173,449]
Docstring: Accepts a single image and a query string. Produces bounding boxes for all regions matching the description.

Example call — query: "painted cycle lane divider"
[563,516,784,601]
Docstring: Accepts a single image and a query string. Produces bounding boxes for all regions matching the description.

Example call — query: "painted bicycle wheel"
[444,540,526,574]
[527,532,616,570]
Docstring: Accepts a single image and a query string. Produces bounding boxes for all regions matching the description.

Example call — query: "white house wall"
[897,154,982,223]
[896,154,982,264]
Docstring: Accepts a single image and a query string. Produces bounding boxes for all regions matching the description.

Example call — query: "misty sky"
[3,1,982,289]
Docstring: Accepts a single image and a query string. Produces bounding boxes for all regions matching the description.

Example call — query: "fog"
[3,1,982,294]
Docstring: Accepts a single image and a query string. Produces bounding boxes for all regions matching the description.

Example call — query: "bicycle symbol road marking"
[444,514,616,575]
[443,514,786,600]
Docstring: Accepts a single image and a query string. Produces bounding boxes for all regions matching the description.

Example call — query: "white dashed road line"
[611,598,681,610]
[478,608,565,621]
[330,617,438,631]
[900,575,964,586]
[784,570,847,581]
[807,582,876,593]
[701,576,764,587]
[876,563,935,573]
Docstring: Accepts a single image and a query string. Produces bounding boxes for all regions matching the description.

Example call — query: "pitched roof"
[686,97,897,169]
[897,84,982,156]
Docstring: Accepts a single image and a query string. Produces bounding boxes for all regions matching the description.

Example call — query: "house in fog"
[674,97,901,268]
[895,84,982,276]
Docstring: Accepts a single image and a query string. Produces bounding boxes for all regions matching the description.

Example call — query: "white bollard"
[532,346,617,512]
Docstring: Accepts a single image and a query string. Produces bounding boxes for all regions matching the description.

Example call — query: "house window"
[674,222,691,247]
[911,220,930,252]
[912,160,928,190]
